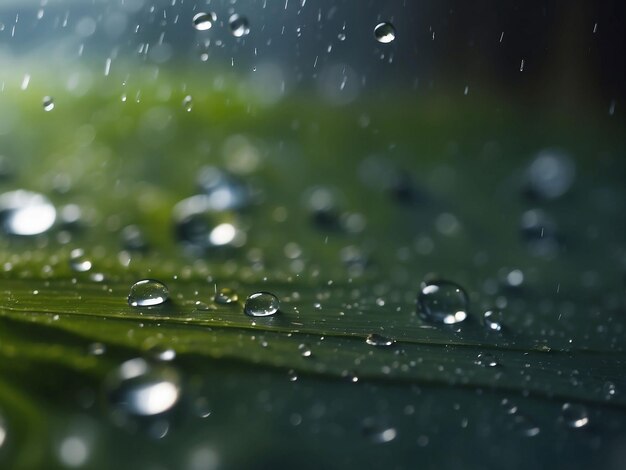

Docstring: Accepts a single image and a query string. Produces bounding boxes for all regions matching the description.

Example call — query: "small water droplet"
[88,342,106,356]
[182,95,193,112]
[338,33,346,41]
[229,14,250,37]
[374,22,396,44]
[69,248,92,272]
[288,369,298,381]
[128,280,170,307]
[561,403,589,428]
[482,310,504,332]
[147,345,176,362]
[475,352,499,367]
[244,292,279,317]
[417,281,469,324]
[43,96,55,111]
[362,418,397,443]
[215,287,238,305]
[192,12,216,31]
[603,381,617,400]
[298,343,312,357]
[105,358,181,417]
[365,333,395,347]
[526,149,575,200]
[0,190,56,236]
[197,166,251,212]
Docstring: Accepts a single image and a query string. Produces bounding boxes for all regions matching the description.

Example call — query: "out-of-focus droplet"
[214,287,238,305]
[197,166,251,211]
[526,149,575,200]
[43,96,55,111]
[362,418,397,443]
[192,12,216,31]
[418,281,469,324]
[69,248,92,272]
[128,279,170,307]
[244,292,279,317]
[0,190,56,236]
[482,310,505,332]
[229,14,250,37]
[182,95,193,112]
[561,403,589,428]
[374,22,396,44]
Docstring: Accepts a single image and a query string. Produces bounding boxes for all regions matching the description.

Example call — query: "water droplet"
[288,369,298,381]
[362,418,397,443]
[513,415,540,437]
[244,292,279,317]
[475,352,500,367]
[229,14,250,37]
[147,345,176,362]
[182,95,193,112]
[365,333,395,347]
[88,342,106,356]
[417,281,469,324]
[43,96,55,111]
[197,167,251,212]
[214,287,238,305]
[69,248,92,272]
[374,22,396,44]
[603,381,617,400]
[298,343,312,357]
[105,358,181,417]
[192,12,216,31]
[482,310,504,332]
[121,225,149,252]
[526,149,575,200]
[128,279,170,307]
[0,190,56,236]
[561,403,589,428]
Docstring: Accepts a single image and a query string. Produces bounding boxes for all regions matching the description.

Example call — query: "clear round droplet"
[182,95,193,112]
[192,12,216,31]
[69,248,92,272]
[365,333,395,347]
[43,96,55,111]
[482,310,504,332]
[215,287,238,305]
[229,14,250,38]
[0,190,56,236]
[244,291,279,317]
[128,279,170,307]
[561,403,589,429]
[105,358,180,417]
[374,22,396,44]
[475,352,499,367]
[417,281,469,324]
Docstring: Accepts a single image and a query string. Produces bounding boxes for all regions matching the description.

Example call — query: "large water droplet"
[229,14,250,38]
[105,358,181,417]
[0,190,56,236]
[417,281,469,324]
[43,96,55,111]
[561,403,589,428]
[374,22,396,44]
[214,287,238,305]
[128,280,170,307]
[365,333,395,347]
[482,310,505,332]
[244,292,279,317]
[192,12,216,31]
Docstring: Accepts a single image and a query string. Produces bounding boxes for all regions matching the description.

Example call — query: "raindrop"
[182,95,193,112]
[244,292,279,317]
[229,14,250,38]
[128,279,170,307]
[474,352,500,367]
[362,418,397,443]
[561,403,589,429]
[365,333,395,347]
[192,12,216,31]
[374,22,396,44]
[105,358,181,417]
[482,310,504,332]
[0,190,56,236]
[69,248,92,272]
[43,96,55,111]
[417,281,469,324]
[214,287,238,305]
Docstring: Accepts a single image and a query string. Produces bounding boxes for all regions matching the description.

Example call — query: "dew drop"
[365,333,395,347]
[182,95,193,112]
[197,166,251,212]
[0,190,56,236]
[561,403,589,428]
[43,96,55,111]
[482,310,504,332]
[244,292,279,317]
[192,12,216,31]
[298,343,312,357]
[128,279,170,307]
[215,287,238,305]
[288,369,298,382]
[229,14,250,38]
[374,22,396,44]
[69,248,92,272]
[105,358,181,417]
[417,281,469,324]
